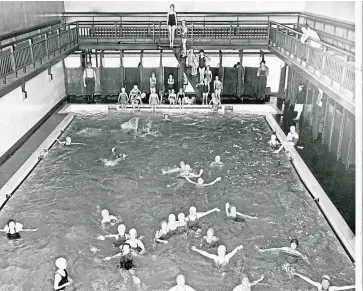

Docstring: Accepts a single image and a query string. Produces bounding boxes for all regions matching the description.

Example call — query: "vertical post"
[57,28,61,53]
[219,50,223,67]
[321,95,329,142]
[346,124,354,168]
[328,100,336,151]
[229,23,232,44]
[10,45,17,77]
[337,108,346,159]
[76,22,80,41]
[114,22,117,40]
[62,58,69,97]
[28,39,35,68]
[321,46,327,75]
[120,50,124,88]
[120,17,123,39]
[139,50,143,91]
[153,22,155,43]
[191,22,194,45]
[99,50,104,99]
[159,21,161,44]
[237,49,243,97]
[237,17,240,36]
[95,50,98,67]
[267,17,270,45]
[340,55,349,91]
[67,26,71,49]
[309,86,315,126]
[159,50,164,93]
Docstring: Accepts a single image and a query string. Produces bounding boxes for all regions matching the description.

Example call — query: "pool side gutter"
[0,113,75,210]
[264,113,355,262]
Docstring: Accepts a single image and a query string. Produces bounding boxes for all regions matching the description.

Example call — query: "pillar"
[337,108,346,159]
[237,49,244,97]
[159,50,164,93]
[218,50,224,83]
[139,50,144,92]
[120,50,124,88]
[99,50,104,98]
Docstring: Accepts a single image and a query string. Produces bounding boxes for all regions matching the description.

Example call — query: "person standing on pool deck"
[191,244,243,267]
[204,65,213,85]
[184,176,221,187]
[291,273,355,290]
[118,87,129,112]
[214,76,222,103]
[293,84,306,121]
[1,219,38,239]
[54,257,73,291]
[83,61,97,104]
[198,50,210,83]
[149,88,160,114]
[167,4,177,48]
[150,72,157,91]
[177,88,185,110]
[196,78,210,105]
[273,125,299,154]
[256,61,269,102]
[168,74,175,94]
[185,206,220,232]
[168,89,177,108]
[232,273,265,291]
[168,274,198,291]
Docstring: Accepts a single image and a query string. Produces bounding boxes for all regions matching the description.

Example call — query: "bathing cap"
[101,209,109,216]
[321,275,331,282]
[129,228,137,237]
[118,224,126,232]
[217,245,226,253]
[176,274,185,285]
[169,214,176,221]
[290,239,299,247]
[189,206,196,213]
[178,213,185,220]
[55,257,67,269]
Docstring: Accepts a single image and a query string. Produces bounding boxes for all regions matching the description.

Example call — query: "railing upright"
[321,46,327,74]
[56,28,61,53]
[191,22,194,45]
[28,39,35,68]
[229,22,232,44]
[158,21,161,44]
[153,22,155,43]
[10,45,17,78]
[340,55,349,91]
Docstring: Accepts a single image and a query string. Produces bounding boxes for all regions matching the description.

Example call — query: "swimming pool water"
[0,112,354,291]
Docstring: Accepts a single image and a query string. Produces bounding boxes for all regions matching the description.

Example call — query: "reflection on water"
[0,112,354,290]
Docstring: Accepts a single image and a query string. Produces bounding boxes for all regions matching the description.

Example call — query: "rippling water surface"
[0,112,354,291]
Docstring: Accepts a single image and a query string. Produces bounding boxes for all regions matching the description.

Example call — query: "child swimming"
[1,219,38,240]
[168,274,197,291]
[225,202,258,223]
[210,156,224,167]
[168,214,178,233]
[101,209,118,224]
[184,176,222,187]
[54,257,73,291]
[186,206,220,232]
[56,136,84,146]
[274,126,299,154]
[191,244,243,266]
[155,220,171,244]
[291,273,355,291]
[180,164,203,178]
[268,133,280,149]
[176,213,188,234]
[200,228,219,248]
[162,161,186,175]
[232,273,265,291]
[125,228,146,254]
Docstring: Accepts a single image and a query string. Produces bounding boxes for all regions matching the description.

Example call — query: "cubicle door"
[243,67,258,97]
[164,67,179,92]
[223,68,237,96]
[124,68,140,92]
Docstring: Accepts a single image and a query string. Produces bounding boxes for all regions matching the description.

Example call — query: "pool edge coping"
[264,113,355,262]
[0,113,75,210]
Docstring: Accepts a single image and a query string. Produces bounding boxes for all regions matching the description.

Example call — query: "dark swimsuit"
[168,13,176,26]
[202,84,209,93]
[187,217,201,231]
[156,230,172,243]
[7,232,21,240]
[113,235,127,248]
[229,216,247,227]
[118,253,134,270]
[55,270,69,291]
[177,92,185,101]
[199,56,206,69]
[201,238,219,249]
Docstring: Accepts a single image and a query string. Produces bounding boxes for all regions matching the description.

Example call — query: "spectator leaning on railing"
[300,24,322,49]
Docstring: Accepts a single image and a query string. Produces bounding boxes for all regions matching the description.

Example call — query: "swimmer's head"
[152,72,155,77]
[161,220,168,232]
[87,61,92,68]
[215,156,221,163]
[55,257,67,269]
[121,87,125,92]
[180,161,185,168]
[169,74,173,79]
[179,88,183,93]
[118,224,126,235]
[321,275,331,288]
[182,20,186,26]
[240,273,250,286]
[290,239,299,250]
[129,228,137,239]
[65,137,71,144]
[260,60,266,67]
[211,93,216,98]
[176,274,185,286]
[133,85,138,90]
[189,206,197,215]
[101,209,109,218]
[121,243,131,255]
[230,205,237,217]
[168,214,176,223]
[271,134,277,141]
[164,114,169,120]
[171,89,175,93]
[217,245,226,256]
[207,228,214,237]
[290,125,296,133]
[197,178,204,185]
[215,76,219,80]
[185,164,191,171]
[199,49,204,55]
[7,219,16,230]
[170,4,175,10]
[178,213,185,222]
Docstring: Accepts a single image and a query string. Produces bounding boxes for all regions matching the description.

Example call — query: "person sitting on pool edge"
[186,206,220,232]
[54,257,73,291]
[232,273,265,291]
[258,238,309,263]
[1,219,38,240]
[125,228,146,254]
[101,209,118,225]
[200,228,219,248]
[291,273,355,290]
[184,176,222,187]
[155,220,172,244]
[191,244,243,267]
[225,202,258,224]
[168,274,198,291]
[210,156,224,167]
[273,125,299,154]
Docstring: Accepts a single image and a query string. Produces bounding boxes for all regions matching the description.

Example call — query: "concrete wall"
[304,1,355,23]
[64,1,305,13]
[0,61,66,158]
[0,1,64,37]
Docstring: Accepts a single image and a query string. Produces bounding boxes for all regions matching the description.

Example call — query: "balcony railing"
[268,21,355,95]
[0,23,79,84]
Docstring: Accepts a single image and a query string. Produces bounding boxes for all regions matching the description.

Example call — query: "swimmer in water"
[97,224,144,247]
[291,273,355,291]
[225,202,258,222]
[180,164,203,178]
[191,244,243,266]
[101,209,118,224]
[184,176,222,187]
[176,213,188,234]
[232,273,265,291]
[258,239,309,263]
[186,206,220,232]
[200,228,219,248]
[111,147,127,160]
[125,228,146,254]
[210,156,224,167]
[155,220,171,244]
[1,219,38,240]
[56,136,84,146]
[274,126,299,154]
[162,114,172,122]
[162,161,186,175]
[54,257,73,291]
[168,214,178,233]
[168,274,197,291]
[268,133,280,150]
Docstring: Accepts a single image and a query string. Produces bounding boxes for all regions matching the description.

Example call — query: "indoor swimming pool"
[0,112,355,291]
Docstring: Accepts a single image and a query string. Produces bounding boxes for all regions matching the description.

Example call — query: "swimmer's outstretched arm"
[251,275,265,286]
[56,139,65,145]
[186,169,204,178]
[331,285,356,290]
[198,207,220,218]
[236,211,258,219]
[184,176,198,185]
[279,247,310,263]
[292,272,320,287]
[191,246,216,260]
[225,245,243,261]
[155,231,168,244]
[259,247,282,252]
[104,252,122,260]
[162,168,182,175]
[203,177,222,186]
